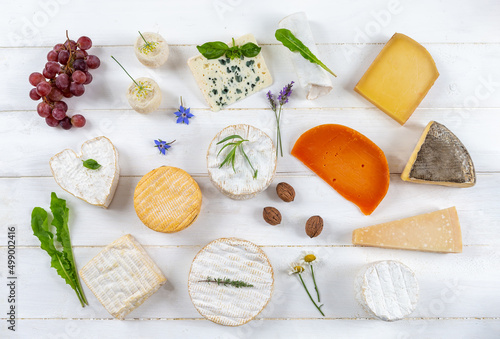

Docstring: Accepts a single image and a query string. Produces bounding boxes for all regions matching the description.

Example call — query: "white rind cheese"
[279,12,333,100]
[126,77,162,114]
[188,34,273,111]
[79,234,166,320]
[355,260,419,321]
[134,32,169,68]
[188,238,274,326]
[49,136,119,208]
[207,124,277,200]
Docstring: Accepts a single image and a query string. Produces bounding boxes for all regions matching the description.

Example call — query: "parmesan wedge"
[126,77,162,114]
[49,136,119,208]
[279,12,333,100]
[134,32,169,68]
[79,234,166,320]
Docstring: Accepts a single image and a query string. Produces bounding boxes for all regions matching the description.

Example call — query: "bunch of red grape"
[29,32,100,129]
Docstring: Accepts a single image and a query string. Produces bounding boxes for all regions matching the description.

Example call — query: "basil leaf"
[240,42,261,58]
[82,159,101,170]
[196,41,229,59]
[275,28,336,77]
[226,46,242,60]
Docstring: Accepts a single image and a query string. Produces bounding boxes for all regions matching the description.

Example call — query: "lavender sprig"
[267,81,294,157]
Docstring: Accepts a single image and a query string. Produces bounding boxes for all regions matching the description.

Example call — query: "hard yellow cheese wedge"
[352,207,462,253]
[354,33,439,125]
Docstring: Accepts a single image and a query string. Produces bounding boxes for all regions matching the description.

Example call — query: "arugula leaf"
[196,41,228,59]
[82,159,101,170]
[275,29,337,77]
[31,193,88,307]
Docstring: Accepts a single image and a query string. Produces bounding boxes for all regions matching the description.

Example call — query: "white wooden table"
[1,0,500,337]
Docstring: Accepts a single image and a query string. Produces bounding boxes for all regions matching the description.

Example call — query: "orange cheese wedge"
[291,124,390,215]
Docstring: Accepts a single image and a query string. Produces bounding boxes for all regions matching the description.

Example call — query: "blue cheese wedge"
[188,238,274,326]
[207,124,277,200]
[355,260,419,321]
[188,34,273,111]
[79,234,166,320]
[49,136,119,208]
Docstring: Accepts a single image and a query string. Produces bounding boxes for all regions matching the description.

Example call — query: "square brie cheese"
[188,33,273,111]
[79,234,166,319]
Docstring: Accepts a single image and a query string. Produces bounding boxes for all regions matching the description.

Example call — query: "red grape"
[58,50,70,65]
[72,70,86,84]
[54,101,68,112]
[48,88,64,101]
[46,115,59,127]
[71,114,86,128]
[36,82,51,96]
[77,36,92,50]
[60,117,73,130]
[70,82,85,96]
[52,107,66,120]
[53,43,64,51]
[86,55,100,69]
[64,39,77,50]
[37,102,52,118]
[30,88,41,100]
[75,50,88,59]
[62,90,73,98]
[29,72,45,86]
[42,68,55,79]
[45,61,60,74]
[83,71,93,85]
[73,59,88,72]
[55,73,70,90]
[47,50,58,61]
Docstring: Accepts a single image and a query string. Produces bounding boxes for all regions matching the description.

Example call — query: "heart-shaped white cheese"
[49,136,120,208]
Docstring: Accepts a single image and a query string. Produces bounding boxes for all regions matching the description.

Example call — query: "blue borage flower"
[154,139,175,155]
[174,96,194,124]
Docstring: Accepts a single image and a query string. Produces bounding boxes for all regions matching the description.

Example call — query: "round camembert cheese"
[134,32,169,68]
[126,77,162,114]
[188,238,274,326]
[355,260,419,321]
[207,124,277,200]
[134,166,202,233]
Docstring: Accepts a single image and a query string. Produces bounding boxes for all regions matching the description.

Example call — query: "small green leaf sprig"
[82,159,101,170]
[198,276,254,288]
[111,56,151,98]
[217,135,258,179]
[197,38,261,60]
[138,31,158,55]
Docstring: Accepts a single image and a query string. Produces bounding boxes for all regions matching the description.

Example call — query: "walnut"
[263,207,282,225]
[305,216,323,238]
[276,182,295,202]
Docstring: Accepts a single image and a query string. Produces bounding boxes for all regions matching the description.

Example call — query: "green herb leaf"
[275,29,336,77]
[82,159,101,170]
[196,41,229,59]
[217,135,258,179]
[240,42,261,58]
[31,193,88,307]
[199,276,254,288]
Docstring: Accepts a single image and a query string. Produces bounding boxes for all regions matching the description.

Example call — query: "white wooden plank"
[2,0,499,47]
[1,174,498,248]
[4,319,499,339]
[4,43,500,112]
[1,245,499,320]
[0,108,496,177]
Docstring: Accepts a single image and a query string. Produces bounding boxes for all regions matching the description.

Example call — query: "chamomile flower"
[288,262,306,275]
[300,251,319,266]
[287,257,324,316]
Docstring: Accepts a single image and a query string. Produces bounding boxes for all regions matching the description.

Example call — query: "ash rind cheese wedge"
[207,124,277,200]
[188,34,273,111]
[352,207,462,253]
[134,166,202,233]
[134,32,169,68]
[79,234,166,320]
[354,33,439,125]
[49,136,119,208]
[188,238,274,326]
[291,124,390,215]
[401,121,476,187]
[355,260,419,321]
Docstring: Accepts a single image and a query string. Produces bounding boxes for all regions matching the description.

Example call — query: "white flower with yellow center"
[300,251,319,266]
[288,262,306,275]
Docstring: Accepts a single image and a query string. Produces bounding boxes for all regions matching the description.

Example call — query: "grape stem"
[110,56,142,89]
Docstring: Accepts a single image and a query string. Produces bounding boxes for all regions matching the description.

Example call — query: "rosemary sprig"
[217,135,258,179]
[198,276,254,288]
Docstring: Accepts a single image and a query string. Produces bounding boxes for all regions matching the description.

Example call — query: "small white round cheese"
[126,77,162,114]
[134,32,169,68]
[188,238,274,326]
[355,260,419,321]
[207,124,277,200]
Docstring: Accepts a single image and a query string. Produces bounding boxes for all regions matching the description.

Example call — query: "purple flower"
[174,105,194,124]
[154,139,175,155]
[267,90,277,111]
[278,81,294,105]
